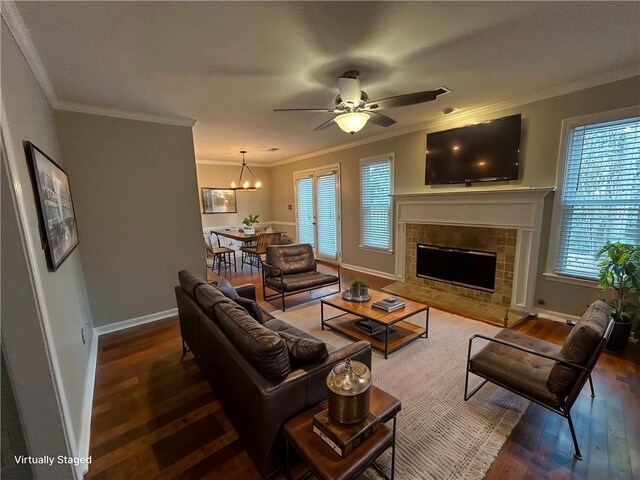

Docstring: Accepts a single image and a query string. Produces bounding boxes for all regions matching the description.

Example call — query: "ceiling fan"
[274,71,450,134]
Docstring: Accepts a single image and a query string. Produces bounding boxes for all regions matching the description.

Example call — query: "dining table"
[212,228,284,244]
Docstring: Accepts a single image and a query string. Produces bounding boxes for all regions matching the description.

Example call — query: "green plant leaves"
[596,241,640,323]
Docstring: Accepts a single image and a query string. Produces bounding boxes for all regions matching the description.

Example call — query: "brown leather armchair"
[464,300,614,460]
[262,243,340,311]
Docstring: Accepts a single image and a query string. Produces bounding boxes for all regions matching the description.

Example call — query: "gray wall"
[196,163,272,228]
[55,111,204,327]
[269,76,640,315]
[1,20,90,478]
[1,354,33,480]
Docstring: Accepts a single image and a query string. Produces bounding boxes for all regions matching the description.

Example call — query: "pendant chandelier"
[230,150,262,191]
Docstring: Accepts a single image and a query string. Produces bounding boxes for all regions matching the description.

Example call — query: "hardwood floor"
[86,263,639,479]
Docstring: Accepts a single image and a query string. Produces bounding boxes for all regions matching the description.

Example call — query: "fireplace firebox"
[416,244,497,293]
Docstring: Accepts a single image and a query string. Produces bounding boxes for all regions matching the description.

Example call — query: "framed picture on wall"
[25,141,80,271]
[201,188,237,214]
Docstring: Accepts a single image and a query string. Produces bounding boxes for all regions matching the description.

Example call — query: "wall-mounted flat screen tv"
[425,113,521,185]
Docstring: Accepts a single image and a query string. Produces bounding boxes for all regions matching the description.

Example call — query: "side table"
[283,385,401,480]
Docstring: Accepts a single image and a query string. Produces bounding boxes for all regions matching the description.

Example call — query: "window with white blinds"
[295,176,314,246]
[360,155,393,250]
[556,115,640,279]
[316,172,338,259]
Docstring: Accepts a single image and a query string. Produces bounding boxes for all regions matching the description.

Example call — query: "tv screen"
[425,114,521,185]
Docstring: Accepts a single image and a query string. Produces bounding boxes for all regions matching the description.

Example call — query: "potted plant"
[241,214,259,234]
[350,279,369,301]
[595,241,640,352]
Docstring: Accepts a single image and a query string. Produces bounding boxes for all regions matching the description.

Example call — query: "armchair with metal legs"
[464,300,614,461]
[261,243,341,311]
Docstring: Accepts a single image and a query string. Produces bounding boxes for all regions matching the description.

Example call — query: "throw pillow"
[215,277,239,299]
[235,297,265,324]
[212,277,264,324]
[278,331,328,368]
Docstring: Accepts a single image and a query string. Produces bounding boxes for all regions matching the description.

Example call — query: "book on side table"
[312,409,380,457]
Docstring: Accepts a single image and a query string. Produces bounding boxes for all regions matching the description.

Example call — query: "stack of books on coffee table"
[354,319,386,336]
[372,297,406,312]
[354,320,397,341]
[312,409,380,457]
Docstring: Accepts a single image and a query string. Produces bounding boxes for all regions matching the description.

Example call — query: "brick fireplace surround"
[406,224,517,308]
[393,187,553,315]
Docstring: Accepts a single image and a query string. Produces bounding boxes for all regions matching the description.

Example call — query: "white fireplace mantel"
[392,186,554,313]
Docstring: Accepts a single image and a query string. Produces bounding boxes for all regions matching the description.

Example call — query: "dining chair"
[208,232,237,275]
[240,232,282,272]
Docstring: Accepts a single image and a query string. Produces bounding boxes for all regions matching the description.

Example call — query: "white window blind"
[296,176,314,246]
[361,156,392,250]
[556,116,640,279]
[316,172,338,259]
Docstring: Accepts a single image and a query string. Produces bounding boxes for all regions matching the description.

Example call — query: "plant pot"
[242,226,255,234]
[350,286,369,300]
[605,319,632,352]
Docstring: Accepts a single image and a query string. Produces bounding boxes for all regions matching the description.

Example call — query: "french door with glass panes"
[294,167,341,261]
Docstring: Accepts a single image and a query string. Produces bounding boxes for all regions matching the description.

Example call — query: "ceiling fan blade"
[274,108,337,112]
[366,87,450,110]
[367,111,396,127]
[313,117,336,131]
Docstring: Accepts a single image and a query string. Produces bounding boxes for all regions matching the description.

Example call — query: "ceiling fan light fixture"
[335,112,370,134]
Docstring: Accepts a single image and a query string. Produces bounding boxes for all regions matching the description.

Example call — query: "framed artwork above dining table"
[201,188,237,214]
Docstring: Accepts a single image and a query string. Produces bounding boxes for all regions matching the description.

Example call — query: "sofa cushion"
[265,244,317,276]
[178,270,206,299]
[470,329,563,407]
[235,297,265,324]
[547,299,610,397]
[264,318,337,354]
[264,318,314,339]
[215,301,291,379]
[265,271,339,292]
[277,331,328,368]
[195,283,234,318]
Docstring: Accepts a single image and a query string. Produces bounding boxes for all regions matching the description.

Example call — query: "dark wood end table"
[283,385,400,480]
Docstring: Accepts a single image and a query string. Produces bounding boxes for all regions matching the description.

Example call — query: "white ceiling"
[12,1,640,165]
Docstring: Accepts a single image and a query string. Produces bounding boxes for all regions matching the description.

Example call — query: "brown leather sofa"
[464,299,614,460]
[175,270,371,478]
[262,243,340,310]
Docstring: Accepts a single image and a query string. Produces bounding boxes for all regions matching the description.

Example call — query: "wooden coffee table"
[321,289,429,358]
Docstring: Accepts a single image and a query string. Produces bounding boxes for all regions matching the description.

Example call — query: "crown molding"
[54,101,196,128]
[270,65,640,168]
[196,159,243,166]
[1,1,57,106]
[196,158,272,167]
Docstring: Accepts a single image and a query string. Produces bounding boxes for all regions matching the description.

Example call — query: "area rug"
[275,303,530,480]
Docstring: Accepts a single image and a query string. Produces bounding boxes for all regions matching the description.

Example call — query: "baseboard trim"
[94,308,178,336]
[340,263,402,282]
[76,332,98,476]
[532,307,581,324]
